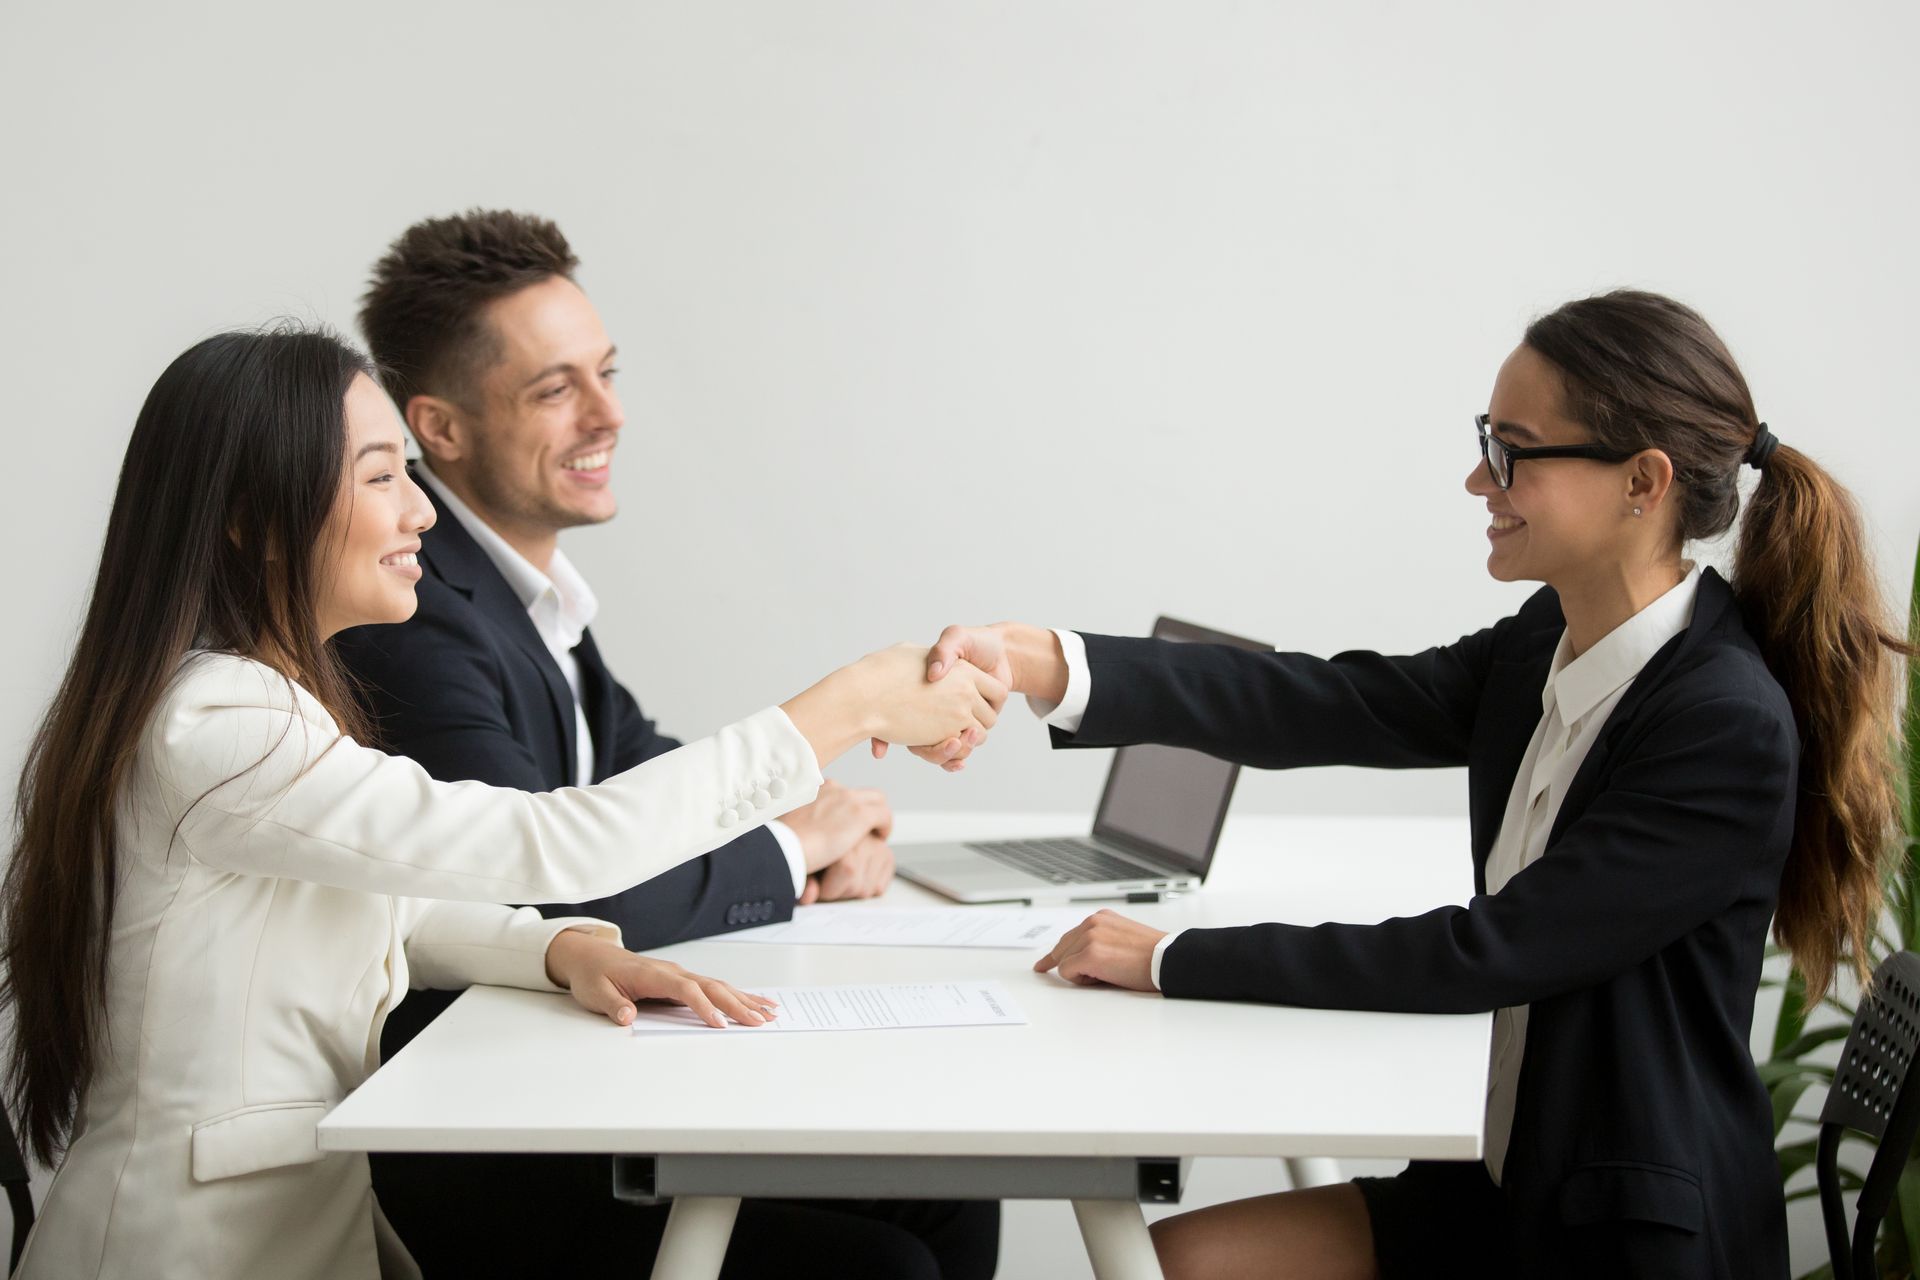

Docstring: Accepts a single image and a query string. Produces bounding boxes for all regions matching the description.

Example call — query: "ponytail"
[1733,446,1907,1002]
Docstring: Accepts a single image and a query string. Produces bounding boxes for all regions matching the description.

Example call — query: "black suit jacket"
[334,474,796,1050]
[1057,569,1794,1279]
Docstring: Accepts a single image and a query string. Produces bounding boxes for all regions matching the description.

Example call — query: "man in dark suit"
[336,209,998,1279]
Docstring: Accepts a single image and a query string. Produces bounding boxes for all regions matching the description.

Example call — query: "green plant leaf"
[1759,1061,1836,1086]
[1786,1165,1862,1203]
[1878,923,1905,961]
[1901,839,1920,954]
[1780,1136,1823,1184]
[1896,1154,1920,1276]
[1774,1024,1856,1062]
[1772,1076,1823,1136]
[1774,967,1812,1057]
[1906,533,1919,851]
[1763,1061,1836,1136]
[1779,1138,1867,1193]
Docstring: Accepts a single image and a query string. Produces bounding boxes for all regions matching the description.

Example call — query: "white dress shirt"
[1031,566,1702,1136]
[418,466,810,893]
[1479,565,1698,1182]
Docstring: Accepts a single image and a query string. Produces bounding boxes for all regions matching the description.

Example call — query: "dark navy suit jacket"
[1056,568,1794,1279]
[334,472,797,1053]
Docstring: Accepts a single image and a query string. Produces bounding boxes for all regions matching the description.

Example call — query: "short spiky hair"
[359,209,579,413]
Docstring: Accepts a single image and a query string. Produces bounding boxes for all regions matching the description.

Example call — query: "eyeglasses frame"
[1475,414,1639,490]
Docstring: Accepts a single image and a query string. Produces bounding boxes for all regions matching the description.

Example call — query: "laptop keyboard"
[964,838,1159,886]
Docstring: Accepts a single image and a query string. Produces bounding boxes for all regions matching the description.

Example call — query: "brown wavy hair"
[1526,290,1907,1003]
[1,326,375,1165]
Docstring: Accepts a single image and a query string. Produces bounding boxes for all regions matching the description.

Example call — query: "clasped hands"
[775,639,1010,906]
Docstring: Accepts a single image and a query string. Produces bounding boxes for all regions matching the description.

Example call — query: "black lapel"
[1545,568,1735,845]
[1466,587,1567,873]
[573,629,620,783]
[414,467,579,777]
[1472,655,1553,873]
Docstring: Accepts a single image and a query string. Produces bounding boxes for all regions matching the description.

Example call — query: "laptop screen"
[1090,617,1268,873]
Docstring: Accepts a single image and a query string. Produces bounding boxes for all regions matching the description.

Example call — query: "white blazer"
[17,652,822,1280]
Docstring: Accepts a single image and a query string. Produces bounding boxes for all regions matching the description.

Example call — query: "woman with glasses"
[0,326,1004,1280]
[909,291,1907,1278]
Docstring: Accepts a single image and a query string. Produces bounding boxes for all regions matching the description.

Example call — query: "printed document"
[629,981,1027,1035]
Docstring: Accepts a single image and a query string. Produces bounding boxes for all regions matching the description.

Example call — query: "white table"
[320,813,1489,1279]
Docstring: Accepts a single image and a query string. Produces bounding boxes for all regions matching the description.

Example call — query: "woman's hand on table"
[544,930,778,1028]
[1033,909,1168,992]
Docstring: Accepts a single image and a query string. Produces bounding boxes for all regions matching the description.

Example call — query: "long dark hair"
[1,325,376,1165]
[1525,290,1906,1003]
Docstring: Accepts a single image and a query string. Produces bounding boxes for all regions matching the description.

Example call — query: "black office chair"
[0,1107,32,1275]
[1817,949,1920,1280]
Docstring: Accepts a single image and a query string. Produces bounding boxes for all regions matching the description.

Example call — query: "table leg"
[649,1194,741,1280]
[1285,1156,1341,1189]
[1072,1198,1166,1280]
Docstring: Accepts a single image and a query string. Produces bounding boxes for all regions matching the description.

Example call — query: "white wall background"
[3,1,1916,824]
[2,3,1914,1274]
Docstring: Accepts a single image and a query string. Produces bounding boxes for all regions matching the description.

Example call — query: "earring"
[1632,507,1643,517]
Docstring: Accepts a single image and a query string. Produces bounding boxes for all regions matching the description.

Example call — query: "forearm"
[781,667,879,765]
[1056,635,1477,770]
[400,900,616,993]
[171,698,821,905]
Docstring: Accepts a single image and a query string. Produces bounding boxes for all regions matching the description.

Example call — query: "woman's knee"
[1149,1210,1215,1280]
[1149,1186,1377,1280]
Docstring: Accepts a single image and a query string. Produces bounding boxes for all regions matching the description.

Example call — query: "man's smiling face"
[457,275,624,539]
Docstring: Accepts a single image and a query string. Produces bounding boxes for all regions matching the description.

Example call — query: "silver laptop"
[894,616,1267,904]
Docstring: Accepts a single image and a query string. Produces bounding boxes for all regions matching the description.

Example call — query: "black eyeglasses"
[1475,414,1636,490]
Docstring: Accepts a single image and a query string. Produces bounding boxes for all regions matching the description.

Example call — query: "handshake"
[779,622,1064,775]
[768,622,1058,906]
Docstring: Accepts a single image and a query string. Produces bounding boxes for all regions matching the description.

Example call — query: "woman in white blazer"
[0,327,1004,1280]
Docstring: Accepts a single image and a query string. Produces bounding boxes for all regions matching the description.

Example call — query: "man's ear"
[407,395,468,465]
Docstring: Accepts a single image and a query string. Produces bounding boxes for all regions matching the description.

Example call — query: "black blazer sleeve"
[1157,673,1797,1013]
[1056,622,1510,770]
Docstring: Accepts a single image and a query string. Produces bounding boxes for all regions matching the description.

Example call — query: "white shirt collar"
[1545,564,1701,727]
[416,463,598,649]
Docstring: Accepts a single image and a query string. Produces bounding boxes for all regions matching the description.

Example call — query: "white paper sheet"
[709,905,1087,950]
[627,981,1027,1035]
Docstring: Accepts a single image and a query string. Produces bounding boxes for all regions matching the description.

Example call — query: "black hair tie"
[1746,422,1780,471]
